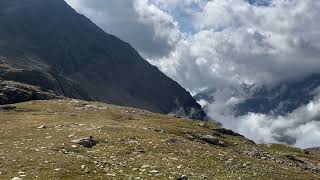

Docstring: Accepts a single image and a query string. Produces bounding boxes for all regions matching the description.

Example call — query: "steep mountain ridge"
[0,0,206,119]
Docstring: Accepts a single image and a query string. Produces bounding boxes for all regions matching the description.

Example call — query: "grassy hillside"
[0,100,319,179]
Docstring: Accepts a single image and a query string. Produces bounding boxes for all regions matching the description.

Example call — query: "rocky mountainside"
[0,99,320,179]
[0,0,206,120]
[195,74,320,116]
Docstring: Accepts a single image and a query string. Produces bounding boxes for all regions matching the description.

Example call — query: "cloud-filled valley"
[65,0,320,148]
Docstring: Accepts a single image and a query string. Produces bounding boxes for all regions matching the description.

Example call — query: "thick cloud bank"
[66,0,320,148]
[158,0,320,91]
[204,92,320,148]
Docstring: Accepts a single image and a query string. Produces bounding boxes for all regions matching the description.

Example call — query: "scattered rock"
[11,177,22,180]
[106,173,116,176]
[0,105,16,111]
[75,104,107,111]
[198,134,226,147]
[37,125,47,129]
[286,155,306,164]
[213,128,243,137]
[136,149,146,153]
[177,175,188,180]
[68,133,75,138]
[85,168,90,174]
[143,127,166,133]
[197,122,210,128]
[71,136,97,148]
[149,170,159,174]
[141,165,150,169]
[305,147,320,155]
[126,140,140,145]
[186,132,227,146]
[243,150,320,174]
[167,138,181,144]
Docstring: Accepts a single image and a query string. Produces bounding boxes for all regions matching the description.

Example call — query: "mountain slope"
[0,0,206,119]
[0,99,320,179]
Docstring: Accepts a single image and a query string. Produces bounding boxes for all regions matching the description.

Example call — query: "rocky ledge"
[0,80,60,105]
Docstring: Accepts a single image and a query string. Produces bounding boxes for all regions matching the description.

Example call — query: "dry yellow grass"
[0,99,319,179]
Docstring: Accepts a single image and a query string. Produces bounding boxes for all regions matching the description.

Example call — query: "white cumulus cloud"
[208,96,320,148]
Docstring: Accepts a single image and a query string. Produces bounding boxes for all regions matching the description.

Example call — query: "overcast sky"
[66,0,320,93]
[65,0,320,148]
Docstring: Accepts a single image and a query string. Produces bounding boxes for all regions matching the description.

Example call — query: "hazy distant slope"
[195,74,320,117]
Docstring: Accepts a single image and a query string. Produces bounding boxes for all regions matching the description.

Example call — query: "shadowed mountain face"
[0,0,206,120]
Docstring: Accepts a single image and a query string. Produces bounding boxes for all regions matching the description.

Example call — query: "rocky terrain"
[0,100,320,179]
[0,80,60,105]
